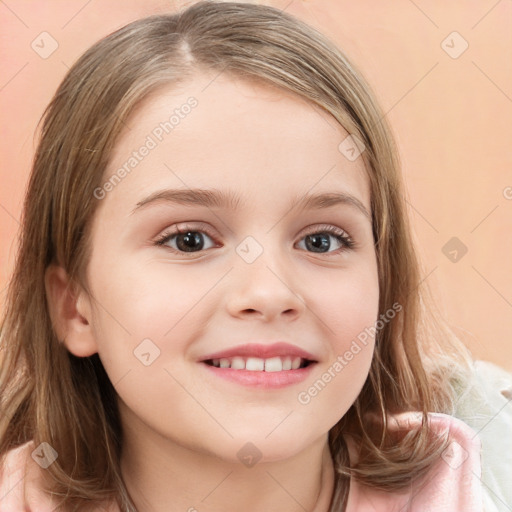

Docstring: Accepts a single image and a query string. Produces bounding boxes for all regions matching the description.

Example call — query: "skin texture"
[44,72,380,511]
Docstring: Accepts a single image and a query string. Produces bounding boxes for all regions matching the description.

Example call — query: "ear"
[44,264,98,357]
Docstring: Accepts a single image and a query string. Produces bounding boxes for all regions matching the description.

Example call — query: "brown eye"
[155,224,218,254]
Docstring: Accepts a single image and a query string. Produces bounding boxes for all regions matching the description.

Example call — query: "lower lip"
[201,362,316,389]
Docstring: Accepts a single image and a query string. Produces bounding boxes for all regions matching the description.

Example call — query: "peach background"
[1,1,511,371]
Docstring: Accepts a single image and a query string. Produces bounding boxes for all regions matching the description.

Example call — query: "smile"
[198,341,318,388]
[204,356,311,371]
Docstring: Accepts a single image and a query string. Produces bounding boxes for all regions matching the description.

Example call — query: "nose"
[225,250,306,322]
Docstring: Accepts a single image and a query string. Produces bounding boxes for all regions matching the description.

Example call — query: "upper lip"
[199,342,318,362]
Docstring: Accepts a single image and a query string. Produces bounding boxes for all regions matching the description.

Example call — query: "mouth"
[198,342,318,389]
[203,356,313,371]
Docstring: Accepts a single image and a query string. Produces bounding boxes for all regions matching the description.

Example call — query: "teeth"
[208,356,309,371]
[230,356,245,370]
[264,356,283,372]
[246,357,265,371]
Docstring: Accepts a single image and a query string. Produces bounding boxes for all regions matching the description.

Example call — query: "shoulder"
[0,440,37,490]
[345,412,484,512]
[452,360,512,511]
[0,440,51,511]
[0,441,121,512]
[389,410,482,454]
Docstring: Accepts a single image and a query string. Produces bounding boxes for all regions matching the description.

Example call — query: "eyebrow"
[131,188,371,219]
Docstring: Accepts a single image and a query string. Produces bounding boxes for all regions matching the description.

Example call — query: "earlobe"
[44,264,98,357]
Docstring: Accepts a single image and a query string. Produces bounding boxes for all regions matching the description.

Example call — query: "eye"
[296,225,354,255]
[155,223,217,254]
[154,223,355,256]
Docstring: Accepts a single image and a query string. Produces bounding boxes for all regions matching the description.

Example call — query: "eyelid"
[299,223,351,239]
[154,222,219,247]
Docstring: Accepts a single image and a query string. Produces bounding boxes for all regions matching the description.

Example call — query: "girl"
[0,1,509,511]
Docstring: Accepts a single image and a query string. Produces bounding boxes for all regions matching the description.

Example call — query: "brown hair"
[0,1,473,510]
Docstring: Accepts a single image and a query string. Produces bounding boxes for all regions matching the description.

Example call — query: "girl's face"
[76,72,379,463]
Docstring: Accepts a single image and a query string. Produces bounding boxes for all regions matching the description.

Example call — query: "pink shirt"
[344,412,483,512]
[0,413,483,511]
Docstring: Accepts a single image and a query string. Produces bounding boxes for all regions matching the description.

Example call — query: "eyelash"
[154,223,355,256]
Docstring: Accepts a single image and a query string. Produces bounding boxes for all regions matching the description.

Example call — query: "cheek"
[319,261,380,347]
[86,259,219,439]
[86,254,239,427]
[292,260,379,430]
[89,256,219,340]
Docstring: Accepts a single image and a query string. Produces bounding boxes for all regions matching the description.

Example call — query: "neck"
[118,406,336,512]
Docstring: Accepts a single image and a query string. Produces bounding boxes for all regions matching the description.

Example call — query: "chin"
[229,429,319,464]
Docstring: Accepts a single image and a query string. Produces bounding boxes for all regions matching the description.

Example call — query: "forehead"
[101,72,371,215]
